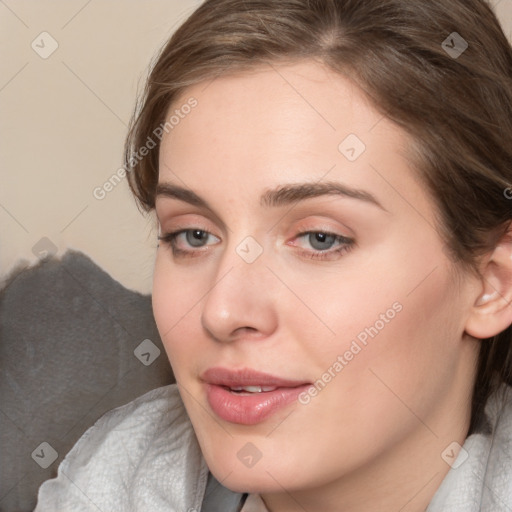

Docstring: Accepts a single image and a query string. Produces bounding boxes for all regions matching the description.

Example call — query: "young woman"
[36,0,512,510]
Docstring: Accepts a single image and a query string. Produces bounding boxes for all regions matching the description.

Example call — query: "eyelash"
[157,228,355,261]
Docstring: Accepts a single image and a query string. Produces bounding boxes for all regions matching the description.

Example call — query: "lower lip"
[205,383,311,425]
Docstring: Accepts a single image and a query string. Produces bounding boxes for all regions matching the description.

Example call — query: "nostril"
[232,326,261,338]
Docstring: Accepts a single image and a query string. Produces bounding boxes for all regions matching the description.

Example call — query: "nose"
[200,239,279,343]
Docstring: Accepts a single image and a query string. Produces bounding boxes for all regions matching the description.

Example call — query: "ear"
[465,222,512,339]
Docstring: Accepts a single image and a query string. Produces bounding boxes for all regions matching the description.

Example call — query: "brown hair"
[125,0,512,434]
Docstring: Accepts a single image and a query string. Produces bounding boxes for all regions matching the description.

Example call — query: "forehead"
[157,60,432,223]
[162,61,387,163]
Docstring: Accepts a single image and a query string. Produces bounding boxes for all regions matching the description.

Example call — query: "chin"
[211,466,284,494]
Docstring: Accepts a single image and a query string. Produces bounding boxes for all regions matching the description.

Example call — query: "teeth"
[230,385,277,393]
[244,386,263,393]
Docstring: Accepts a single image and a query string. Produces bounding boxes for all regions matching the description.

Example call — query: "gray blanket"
[0,250,174,512]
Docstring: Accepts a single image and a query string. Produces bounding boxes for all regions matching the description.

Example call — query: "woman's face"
[153,60,480,505]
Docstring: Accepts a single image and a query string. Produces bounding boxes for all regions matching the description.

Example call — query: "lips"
[201,367,312,425]
[201,367,309,388]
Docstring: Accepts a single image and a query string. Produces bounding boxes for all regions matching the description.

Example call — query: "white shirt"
[35,383,512,511]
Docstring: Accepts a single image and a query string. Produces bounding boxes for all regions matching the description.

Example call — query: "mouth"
[225,385,282,395]
[200,367,312,425]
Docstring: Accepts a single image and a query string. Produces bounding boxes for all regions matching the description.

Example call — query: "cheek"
[302,255,460,433]
[152,255,204,374]
[288,233,460,401]
[273,243,427,364]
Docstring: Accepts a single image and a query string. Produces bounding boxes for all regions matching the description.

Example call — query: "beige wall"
[1,0,511,294]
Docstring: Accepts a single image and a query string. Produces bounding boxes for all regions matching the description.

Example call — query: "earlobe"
[464,224,512,340]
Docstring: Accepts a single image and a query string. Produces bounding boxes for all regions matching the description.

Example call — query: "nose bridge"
[215,231,270,292]
[200,232,277,341]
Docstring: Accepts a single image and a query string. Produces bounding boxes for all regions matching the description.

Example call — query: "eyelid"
[292,229,352,243]
[287,217,354,239]
[157,214,220,239]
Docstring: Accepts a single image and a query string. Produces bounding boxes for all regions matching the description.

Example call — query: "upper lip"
[200,367,310,388]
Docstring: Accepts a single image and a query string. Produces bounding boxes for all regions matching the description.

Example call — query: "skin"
[152,60,511,511]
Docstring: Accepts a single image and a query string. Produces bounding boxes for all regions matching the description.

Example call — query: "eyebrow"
[155,181,387,212]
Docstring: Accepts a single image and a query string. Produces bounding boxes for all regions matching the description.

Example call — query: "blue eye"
[158,228,219,257]
[293,231,355,260]
[303,232,337,251]
[158,228,355,261]
[179,229,210,247]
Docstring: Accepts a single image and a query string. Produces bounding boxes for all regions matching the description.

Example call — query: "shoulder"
[69,383,193,458]
[479,383,512,509]
[427,383,512,512]
[35,384,209,512]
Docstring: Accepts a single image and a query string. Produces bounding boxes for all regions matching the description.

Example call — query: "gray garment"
[426,385,512,511]
[34,383,512,511]
[201,472,247,512]
[1,251,174,512]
